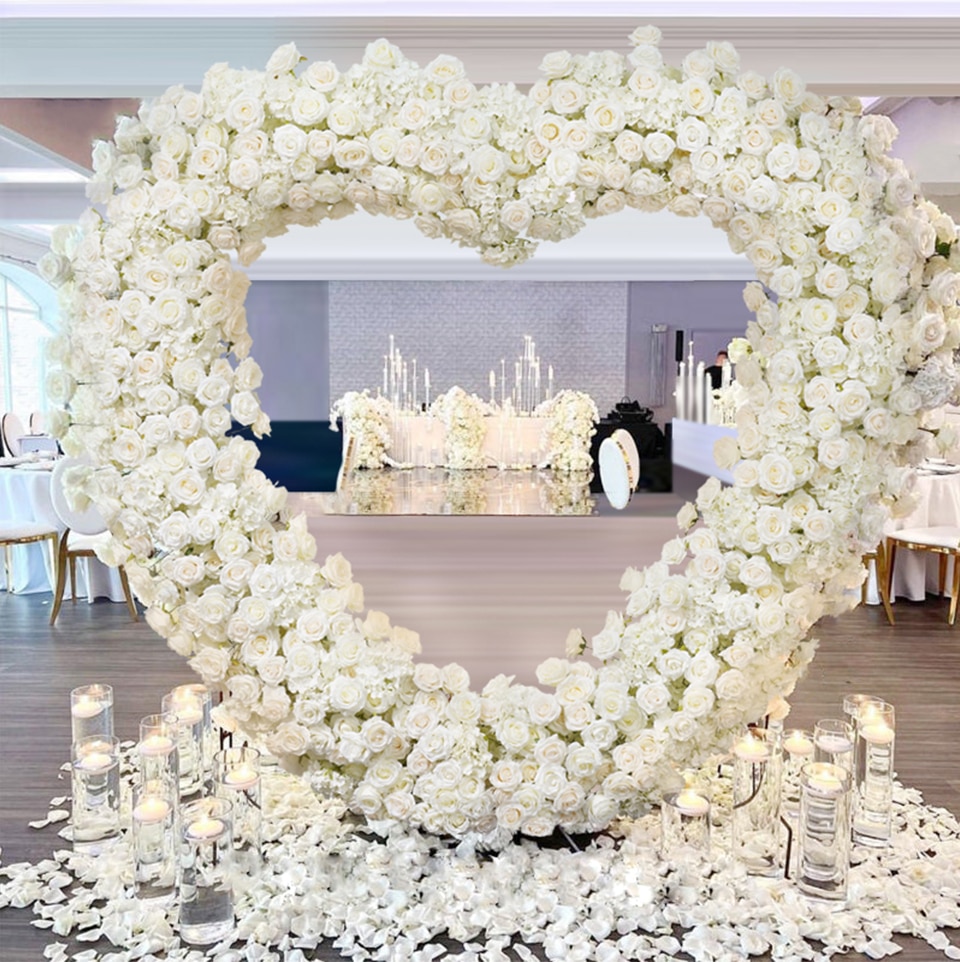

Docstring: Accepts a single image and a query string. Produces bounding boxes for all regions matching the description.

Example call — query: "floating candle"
[674,788,710,816]
[186,815,225,841]
[171,706,202,725]
[783,731,814,757]
[71,698,103,719]
[815,733,854,754]
[860,721,895,745]
[139,734,174,756]
[75,751,113,773]
[133,796,171,824]
[733,735,770,762]
[222,765,259,792]
[805,764,845,796]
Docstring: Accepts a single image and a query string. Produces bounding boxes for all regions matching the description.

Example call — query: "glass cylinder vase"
[70,684,113,744]
[660,787,711,859]
[843,692,880,789]
[71,735,121,853]
[797,762,851,902]
[132,780,178,902]
[138,712,180,797]
[161,689,206,797]
[781,728,815,821]
[179,797,235,946]
[853,699,896,847]
[813,718,855,775]
[213,746,262,874]
[731,728,782,877]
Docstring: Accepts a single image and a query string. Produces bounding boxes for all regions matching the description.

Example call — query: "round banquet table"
[867,470,960,604]
[0,464,126,601]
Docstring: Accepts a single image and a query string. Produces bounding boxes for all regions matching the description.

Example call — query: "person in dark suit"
[705,350,728,390]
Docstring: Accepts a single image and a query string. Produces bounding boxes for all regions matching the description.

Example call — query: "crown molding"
[242,256,756,283]
[2,16,959,96]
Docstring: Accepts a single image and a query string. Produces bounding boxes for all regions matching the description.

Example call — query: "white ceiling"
[1,3,958,281]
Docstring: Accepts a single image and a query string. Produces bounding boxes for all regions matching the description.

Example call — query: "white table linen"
[0,466,126,601]
[671,419,737,483]
[386,415,551,468]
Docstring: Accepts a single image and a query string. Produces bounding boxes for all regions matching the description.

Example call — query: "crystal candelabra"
[378,334,556,414]
[383,335,424,413]
[675,339,731,424]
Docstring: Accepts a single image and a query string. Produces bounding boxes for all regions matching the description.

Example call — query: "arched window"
[0,268,57,418]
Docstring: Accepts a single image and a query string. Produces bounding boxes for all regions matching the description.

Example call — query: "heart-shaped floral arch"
[41,26,959,846]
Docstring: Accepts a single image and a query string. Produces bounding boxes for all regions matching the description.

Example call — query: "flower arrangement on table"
[329,390,394,469]
[429,386,491,470]
[537,390,600,472]
[38,23,960,852]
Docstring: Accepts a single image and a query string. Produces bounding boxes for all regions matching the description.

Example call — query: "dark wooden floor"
[1,583,958,960]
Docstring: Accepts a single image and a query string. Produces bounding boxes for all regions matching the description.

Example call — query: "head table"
[386,413,550,468]
[0,463,127,602]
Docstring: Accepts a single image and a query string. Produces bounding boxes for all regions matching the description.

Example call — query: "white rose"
[636,682,670,716]
[546,148,580,186]
[836,381,872,422]
[329,675,365,714]
[681,686,715,718]
[269,722,311,757]
[758,453,796,494]
[815,437,848,470]
[816,263,850,299]
[756,602,786,636]
[756,506,789,543]
[715,668,748,701]
[168,468,205,506]
[539,49,572,78]
[188,644,230,683]
[536,657,569,688]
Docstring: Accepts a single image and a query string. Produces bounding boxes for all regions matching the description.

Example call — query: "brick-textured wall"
[329,281,628,416]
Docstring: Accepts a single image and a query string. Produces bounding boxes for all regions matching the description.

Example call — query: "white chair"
[48,456,138,624]
[887,526,960,625]
[28,410,45,435]
[599,433,638,511]
[1,521,59,593]
[611,429,640,491]
[1,412,25,457]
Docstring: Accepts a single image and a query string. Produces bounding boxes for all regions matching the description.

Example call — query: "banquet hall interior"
[1,2,959,960]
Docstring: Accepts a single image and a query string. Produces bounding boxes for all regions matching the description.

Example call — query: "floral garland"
[429,386,490,470]
[538,389,600,472]
[42,27,960,845]
[329,390,393,469]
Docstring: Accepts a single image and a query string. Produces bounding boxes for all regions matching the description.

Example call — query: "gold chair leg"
[887,540,898,601]
[118,566,138,622]
[950,553,960,627]
[50,533,70,625]
[939,553,948,596]
[876,541,895,626]
[860,556,869,606]
[69,555,77,605]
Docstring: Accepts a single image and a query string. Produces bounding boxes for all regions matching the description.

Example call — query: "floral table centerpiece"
[537,389,600,472]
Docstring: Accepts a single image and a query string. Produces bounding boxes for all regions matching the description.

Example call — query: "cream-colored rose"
[539,49,573,78]
[676,501,698,530]
[189,644,230,683]
[836,381,872,422]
